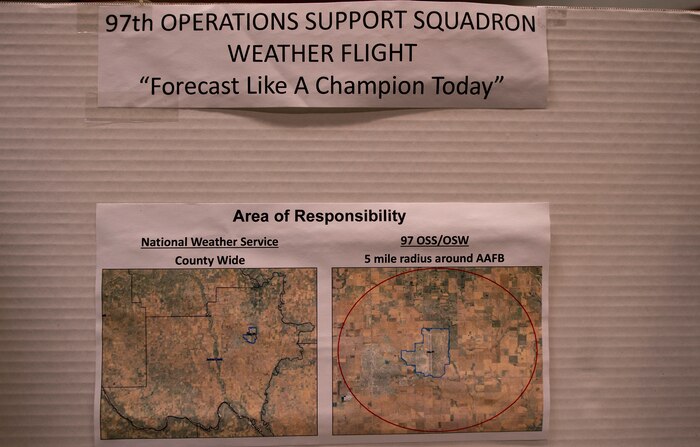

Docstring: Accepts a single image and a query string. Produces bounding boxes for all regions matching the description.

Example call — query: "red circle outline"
[336,267,539,433]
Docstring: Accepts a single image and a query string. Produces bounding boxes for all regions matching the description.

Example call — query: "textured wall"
[0,4,699,447]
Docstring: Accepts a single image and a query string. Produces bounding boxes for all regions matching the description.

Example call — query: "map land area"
[333,267,542,435]
[100,268,317,439]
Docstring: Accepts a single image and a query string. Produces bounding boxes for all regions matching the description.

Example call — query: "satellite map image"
[332,267,543,435]
[100,268,317,439]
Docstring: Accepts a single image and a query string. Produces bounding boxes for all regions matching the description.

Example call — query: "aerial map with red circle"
[332,267,543,435]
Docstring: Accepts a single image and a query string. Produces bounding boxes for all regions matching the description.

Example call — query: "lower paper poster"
[94,202,550,445]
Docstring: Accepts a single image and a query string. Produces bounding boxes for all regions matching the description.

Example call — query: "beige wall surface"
[0,4,699,447]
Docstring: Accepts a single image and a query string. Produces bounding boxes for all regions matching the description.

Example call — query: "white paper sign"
[97,2,548,108]
[95,203,549,445]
